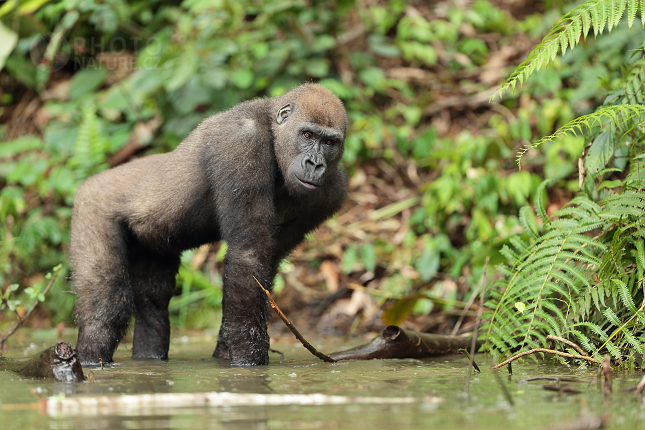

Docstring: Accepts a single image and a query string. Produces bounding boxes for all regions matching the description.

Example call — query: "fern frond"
[491,0,645,101]
[614,279,638,312]
[480,170,645,359]
[534,180,550,224]
[517,105,645,167]
[68,102,108,179]
[519,206,539,239]
[482,201,603,352]
[568,329,596,354]
[621,329,645,354]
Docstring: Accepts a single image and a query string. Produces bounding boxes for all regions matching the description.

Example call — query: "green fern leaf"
[591,287,601,310]
[591,4,601,36]
[549,41,559,62]
[518,105,645,166]
[581,8,592,38]
[607,0,616,31]
[628,0,637,27]
[534,180,550,224]
[603,307,621,326]
[576,321,609,342]
[621,329,645,354]
[510,236,529,253]
[559,31,569,55]
[635,239,645,278]
[615,0,627,27]
[613,278,638,313]
[598,282,607,307]
[572,14,583,44]
[605,340,622,357]
[519,206,539,240]
[569,329,595,354]
[552,261,591,289]
[567,22,576,51]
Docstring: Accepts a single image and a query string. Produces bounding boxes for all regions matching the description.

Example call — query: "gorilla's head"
[272,84,347,196]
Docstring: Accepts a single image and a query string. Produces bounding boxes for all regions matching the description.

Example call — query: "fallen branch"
[330,325,480,360]
[492,348,599,370]
[0,267,59,346]
[546,335,589,357]
[254,276,336,363]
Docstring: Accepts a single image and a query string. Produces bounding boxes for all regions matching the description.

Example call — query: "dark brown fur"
[70,84,347,366]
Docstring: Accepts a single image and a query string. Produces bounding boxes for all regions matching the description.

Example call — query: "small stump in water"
[1,342,85,382]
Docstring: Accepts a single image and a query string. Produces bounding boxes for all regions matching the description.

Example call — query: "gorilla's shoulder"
[191,97,273,145]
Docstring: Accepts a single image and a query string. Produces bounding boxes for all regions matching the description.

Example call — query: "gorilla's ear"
[276,104,293,124]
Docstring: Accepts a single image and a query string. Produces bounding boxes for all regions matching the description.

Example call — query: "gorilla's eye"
[303,131,312,139]
[325,140,333,146]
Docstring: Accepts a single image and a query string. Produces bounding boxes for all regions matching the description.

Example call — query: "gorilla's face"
[272,90,347,198]
[285,122,344,194]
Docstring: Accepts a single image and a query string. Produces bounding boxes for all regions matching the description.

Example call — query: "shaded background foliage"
[0,0,642,354]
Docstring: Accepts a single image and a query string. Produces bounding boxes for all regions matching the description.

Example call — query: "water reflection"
[2,333,645,430]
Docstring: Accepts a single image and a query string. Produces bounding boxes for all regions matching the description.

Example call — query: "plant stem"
[0,270,59,346]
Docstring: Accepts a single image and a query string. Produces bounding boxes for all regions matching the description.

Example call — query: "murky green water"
[1,329,644,430]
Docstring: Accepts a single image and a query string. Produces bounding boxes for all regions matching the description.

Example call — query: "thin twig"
[0,270,59,346]
[451,273,484,336]
[492,348,599,369]
[254,276,337,363]
[458,349,481,373]
[546,335,589,357]
[465,257,489,396]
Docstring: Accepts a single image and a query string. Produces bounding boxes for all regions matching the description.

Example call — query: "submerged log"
[330,325,480,361]
[0,342,85,382]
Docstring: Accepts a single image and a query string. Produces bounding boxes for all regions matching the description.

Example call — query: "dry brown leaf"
[319,260,339,293]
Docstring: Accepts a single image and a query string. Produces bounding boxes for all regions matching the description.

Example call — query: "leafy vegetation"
[0,0,643,360]
[482,0,645,365]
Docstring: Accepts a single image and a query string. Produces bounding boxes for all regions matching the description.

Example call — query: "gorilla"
[70,83,347,366]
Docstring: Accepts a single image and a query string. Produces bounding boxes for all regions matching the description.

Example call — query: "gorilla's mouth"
[295,176,320,189]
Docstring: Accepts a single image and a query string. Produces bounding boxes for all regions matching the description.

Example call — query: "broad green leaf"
[0,21,18,72]
[585,131,615,175]
[515,302,526,313]
[416,244,440,282]
[69,68,108,100]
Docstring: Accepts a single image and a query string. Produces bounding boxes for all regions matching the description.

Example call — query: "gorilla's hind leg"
[130,251,180,359]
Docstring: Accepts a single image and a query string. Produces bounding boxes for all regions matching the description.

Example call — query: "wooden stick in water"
[254,276,337,363]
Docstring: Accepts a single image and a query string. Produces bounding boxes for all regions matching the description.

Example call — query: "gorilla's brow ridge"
[301,123,343,141]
